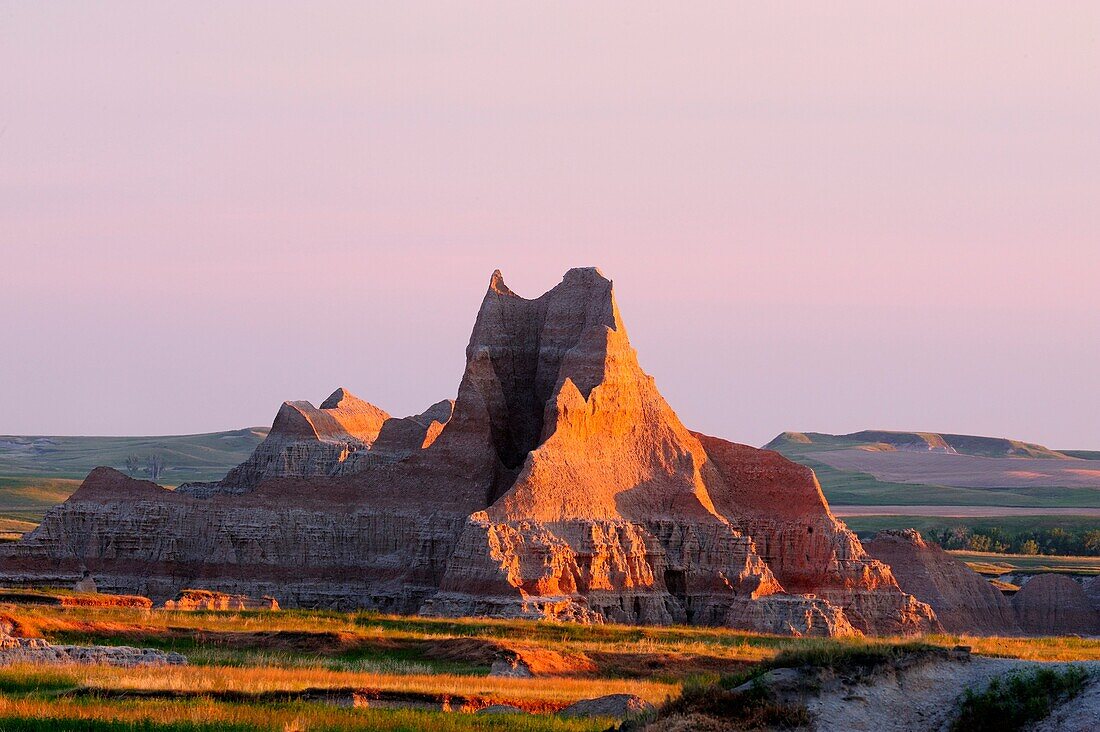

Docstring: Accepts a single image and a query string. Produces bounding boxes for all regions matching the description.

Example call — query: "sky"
[1,2,1098,448]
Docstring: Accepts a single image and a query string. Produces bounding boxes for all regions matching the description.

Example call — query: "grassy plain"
[0,430,266,485]
[842,514,1100,540]
[768,432,1100,508]
[0,604,1098,730]
[948,551,1100,577]
[0,429,266,529]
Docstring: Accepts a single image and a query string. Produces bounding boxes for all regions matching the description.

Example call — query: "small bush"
[766,640,937,680]
[951,666,1088,732]
[657,677,809,729]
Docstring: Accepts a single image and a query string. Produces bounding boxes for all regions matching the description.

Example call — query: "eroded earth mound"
[1013,574,1100,636]
[0,268,937,636]
[865,529,1020,635]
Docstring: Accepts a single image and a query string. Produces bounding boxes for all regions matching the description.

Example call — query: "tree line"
[926,525,1100,557]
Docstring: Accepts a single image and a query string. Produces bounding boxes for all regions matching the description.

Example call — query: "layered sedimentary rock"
[0,623,186,667]
[0,268,936,636]
[865,529,1019,635]
[164,589,279,611]
[1012,574,1100,635]
[179,389,391,496]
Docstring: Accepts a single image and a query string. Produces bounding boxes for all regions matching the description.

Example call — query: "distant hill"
[0,429,268,484]
[765,430,1071,460]
[0,428,268,527]
[764,430,1100,509]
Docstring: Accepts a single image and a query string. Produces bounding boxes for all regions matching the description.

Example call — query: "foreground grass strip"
[950,666,1088,732]
[7,604,1100,675]
[0,697,610,732]
[931,635,1100,662]
[0,717,252,731]
[0,663,677,708]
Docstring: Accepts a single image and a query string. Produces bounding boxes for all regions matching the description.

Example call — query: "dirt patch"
[189,629,374,655]
[588,650,752,679]
[1031,673,1100,731]
[804,658,1089,731]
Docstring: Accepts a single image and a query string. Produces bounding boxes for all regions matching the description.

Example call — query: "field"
[949,551,1100,577]
[767,431,1100,508]
[0,604,1097,731]
[0,476,83,525]
[0,430,267,485]
[842,514,1100,540]
[0,429,267,529]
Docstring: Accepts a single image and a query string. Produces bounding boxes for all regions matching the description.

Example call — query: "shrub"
[951,666,1088,732]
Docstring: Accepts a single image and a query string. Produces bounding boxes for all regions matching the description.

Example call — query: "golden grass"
[0,605,1097,731]
[32,662,677,706]
[951,551,1100,576]
[0,696,609,731]
[0,518,37,533]
[931,635,1100,662]
[9,604,1100,665]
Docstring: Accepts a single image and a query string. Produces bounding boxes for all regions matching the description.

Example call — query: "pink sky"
[1,3,1098,448]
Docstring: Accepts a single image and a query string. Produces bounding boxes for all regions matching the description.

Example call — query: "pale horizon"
[2,3,1098,449]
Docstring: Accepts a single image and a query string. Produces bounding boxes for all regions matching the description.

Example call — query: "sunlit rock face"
[0,268,937,636]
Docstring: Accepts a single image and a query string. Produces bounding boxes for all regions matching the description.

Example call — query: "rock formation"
[558,694,655,719]
[0,619,185,667]
[0,268,937,637]
[179,389,392,496]
[864,530,1019,635]
[164,589,279,611]
[1012,574,1100,635]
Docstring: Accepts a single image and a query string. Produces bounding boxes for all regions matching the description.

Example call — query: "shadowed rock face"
[865,531,1100,637]
[865,529,1020,635]
[1012,574,1100,635]
[178,389,394,496]
[0,268,937,636]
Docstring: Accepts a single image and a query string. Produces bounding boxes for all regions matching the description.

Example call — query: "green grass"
[0,720,256,732]
[767,431,1068,459]
[0,690,615,732]
[1061,450,1100,460]
[842,514,1100,540]
[0,670,76,695]
[799,456,1100,508]
[0,476,81,523]
[0,430,267,485]
[950,666,1088,732]
[0,606,1096,731]
[0,430,267,525]
[765,640,938,676]
[0,708,610,732]
[767,433,1100,508]
[43,629,481,676]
